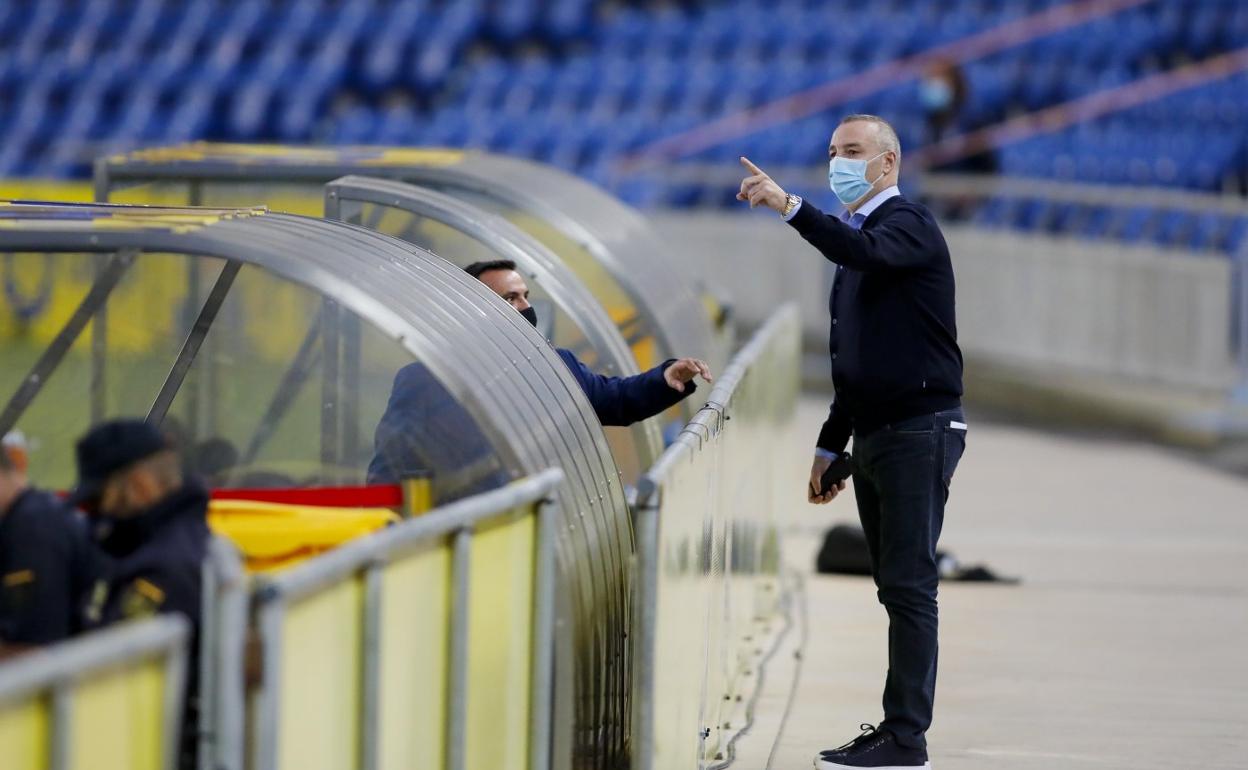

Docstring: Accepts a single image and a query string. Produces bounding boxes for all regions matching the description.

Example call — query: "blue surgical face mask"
[919,78,953,111]
[828,151,888,205]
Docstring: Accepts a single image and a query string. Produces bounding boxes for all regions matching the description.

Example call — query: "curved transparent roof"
[0,200,631,758]
[98,142,719,379]
[325,174,667,481]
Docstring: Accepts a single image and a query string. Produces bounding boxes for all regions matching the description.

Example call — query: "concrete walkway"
[741,396,1248,770]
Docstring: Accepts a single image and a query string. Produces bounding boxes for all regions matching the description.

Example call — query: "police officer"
[69,419,209,628]
[0,433,107,654]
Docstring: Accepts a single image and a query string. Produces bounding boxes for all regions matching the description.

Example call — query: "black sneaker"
[813,724,930,769]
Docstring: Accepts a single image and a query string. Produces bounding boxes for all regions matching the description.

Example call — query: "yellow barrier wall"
[0,616,188,770]
[378,540,452,770]
[69,659,168,770]
[0,698,49,770]
[277,578,366,770]
[466,510,536,770]
[255,483,554,770]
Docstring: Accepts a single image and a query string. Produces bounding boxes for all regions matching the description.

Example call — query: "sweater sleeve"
[815,398,852,455]
[559,351,692,426]
[787,199,937,272]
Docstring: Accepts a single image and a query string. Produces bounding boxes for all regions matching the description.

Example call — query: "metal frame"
[198,536,247,770]
[324,174,666,468]
[247,469,563,770]
[149,260,241,424]
[0,249,136,435]
[0,615,191,770]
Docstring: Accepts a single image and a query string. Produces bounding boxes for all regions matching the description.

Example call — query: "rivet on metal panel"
[722,722,731,729]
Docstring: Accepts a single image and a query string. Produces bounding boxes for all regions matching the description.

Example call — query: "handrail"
[253,469,562,603]
[0,615,189,702]
[247,468,563,770]
[0,614,191,770]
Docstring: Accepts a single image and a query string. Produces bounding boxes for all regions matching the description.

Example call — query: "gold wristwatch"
[781,193,801,218]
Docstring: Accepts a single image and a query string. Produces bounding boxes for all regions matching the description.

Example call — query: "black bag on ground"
[815,523,1020,583]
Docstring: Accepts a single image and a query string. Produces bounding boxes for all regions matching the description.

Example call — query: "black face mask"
[520,306,538,327]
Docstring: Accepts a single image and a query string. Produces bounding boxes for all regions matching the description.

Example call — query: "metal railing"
[0,615,191,770]
[198,537,248,770]
[244,469,562,770]
[631,305,802,770]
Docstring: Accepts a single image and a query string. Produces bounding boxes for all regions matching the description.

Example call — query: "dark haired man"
[464,259,712,422]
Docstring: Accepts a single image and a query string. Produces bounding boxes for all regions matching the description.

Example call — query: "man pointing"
[739,115,966,770]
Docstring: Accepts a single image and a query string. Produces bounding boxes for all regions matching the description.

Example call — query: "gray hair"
[840,114,901,156]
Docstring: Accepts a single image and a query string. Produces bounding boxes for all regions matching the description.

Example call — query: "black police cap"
[70,419,169,506]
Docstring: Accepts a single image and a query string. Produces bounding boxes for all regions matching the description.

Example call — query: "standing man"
[739,115,966,770]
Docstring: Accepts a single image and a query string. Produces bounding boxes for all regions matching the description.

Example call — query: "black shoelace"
[832,723,881,753]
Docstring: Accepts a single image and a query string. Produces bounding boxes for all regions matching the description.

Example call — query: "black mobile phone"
[813,452,854,495]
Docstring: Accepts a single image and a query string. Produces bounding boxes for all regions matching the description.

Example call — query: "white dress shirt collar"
[851,185,901,220]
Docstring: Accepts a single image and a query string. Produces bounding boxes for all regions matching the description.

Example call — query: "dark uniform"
[71,419,211,770]
[0,488,107,645]
[87,482,210,627]
[70,420,210,628]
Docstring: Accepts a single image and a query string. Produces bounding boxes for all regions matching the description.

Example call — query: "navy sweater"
[787,195,963,453]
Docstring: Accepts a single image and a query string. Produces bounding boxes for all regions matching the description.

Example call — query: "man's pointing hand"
[736,156,788,214]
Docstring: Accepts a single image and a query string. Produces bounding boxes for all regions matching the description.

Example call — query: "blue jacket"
[556,349,691,426]
[368,351,692,488]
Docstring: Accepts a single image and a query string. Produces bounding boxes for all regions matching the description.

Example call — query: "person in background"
[919,59,998,176]
[0,432,107,655]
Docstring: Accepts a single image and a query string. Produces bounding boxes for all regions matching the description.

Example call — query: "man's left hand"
[736,157,788,213]
[664,358,713,392]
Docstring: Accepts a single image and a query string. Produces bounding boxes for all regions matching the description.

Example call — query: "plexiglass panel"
[411,184,663,371]
[0,251,508,503]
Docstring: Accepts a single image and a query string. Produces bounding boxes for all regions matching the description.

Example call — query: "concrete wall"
[656,212,1237,392]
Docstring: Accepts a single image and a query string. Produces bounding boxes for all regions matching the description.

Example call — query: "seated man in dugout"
[465,259,713,423]
[0,431,109,657]
[368,260,714,495]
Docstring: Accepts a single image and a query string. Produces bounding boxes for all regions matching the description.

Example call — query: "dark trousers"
[851,408,966,750]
